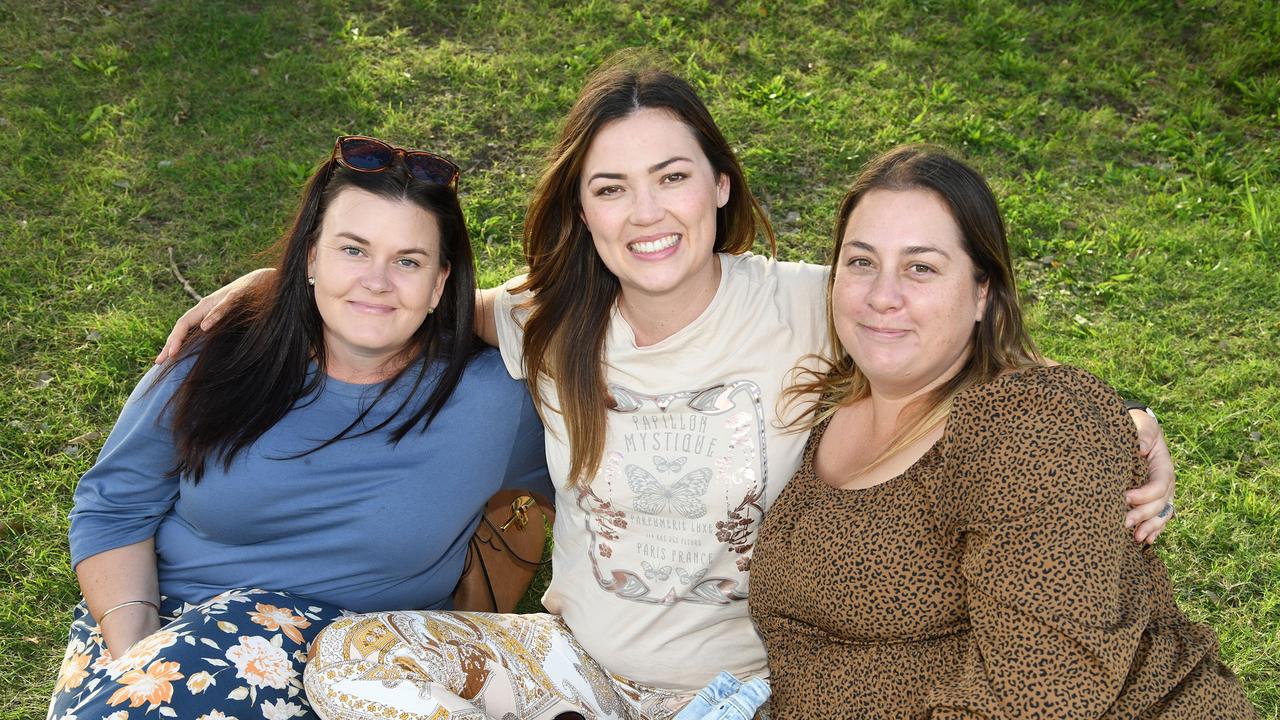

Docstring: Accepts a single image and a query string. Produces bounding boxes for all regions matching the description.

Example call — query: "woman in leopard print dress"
[749,145,1255,719]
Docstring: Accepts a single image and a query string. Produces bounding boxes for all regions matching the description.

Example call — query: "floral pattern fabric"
[48,588,345,720]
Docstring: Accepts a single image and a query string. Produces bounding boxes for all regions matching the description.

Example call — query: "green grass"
[3,0,1277,717]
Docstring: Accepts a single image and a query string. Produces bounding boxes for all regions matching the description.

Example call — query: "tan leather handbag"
[452,489,554,613]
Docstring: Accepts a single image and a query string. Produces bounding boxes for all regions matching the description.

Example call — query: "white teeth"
[629,234,680,254]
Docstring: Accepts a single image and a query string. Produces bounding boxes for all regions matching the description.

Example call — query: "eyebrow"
[335,231,430,256]
[843,239,952,259]
[586,156,694,183]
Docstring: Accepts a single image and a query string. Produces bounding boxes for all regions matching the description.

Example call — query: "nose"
[865,269,903,312]
[360,262,391,293]
[629,185,664,226]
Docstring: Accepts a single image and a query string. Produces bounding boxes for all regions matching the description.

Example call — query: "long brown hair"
[165,156,479,481]
[518,49,775,486]
[788,144,1041,463]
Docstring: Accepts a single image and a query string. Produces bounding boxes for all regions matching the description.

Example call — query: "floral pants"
[304,611,696,720]
[47,588,345,720]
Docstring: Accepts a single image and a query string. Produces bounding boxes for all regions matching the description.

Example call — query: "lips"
[627,233,680,255]
[347,301,395,315]
[860,324,910,339]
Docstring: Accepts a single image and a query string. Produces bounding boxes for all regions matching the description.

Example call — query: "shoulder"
[452,347,532,407]
[949,365,1127,436]
[723,253,828,287]
[941,366,1138,523]
[721,253,829,323]
[458,347,523,388]
[494,273,533,313]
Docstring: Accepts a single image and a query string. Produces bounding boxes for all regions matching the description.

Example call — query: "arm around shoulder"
[476,287,501,348]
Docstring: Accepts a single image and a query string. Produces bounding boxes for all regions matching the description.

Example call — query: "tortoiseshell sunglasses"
[333,135,459,189]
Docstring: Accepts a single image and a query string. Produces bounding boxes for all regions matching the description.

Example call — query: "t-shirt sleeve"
[773,260,830,352]
[491,275,532,380]
[68,363,185,569]
[926,367,1151,719]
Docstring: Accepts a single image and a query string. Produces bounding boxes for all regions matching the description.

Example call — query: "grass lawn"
[3,0,1277,717]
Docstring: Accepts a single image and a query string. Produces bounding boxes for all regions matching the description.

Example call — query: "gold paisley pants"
[304,611,694,720]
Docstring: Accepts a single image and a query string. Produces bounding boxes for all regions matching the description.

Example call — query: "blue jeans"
[674,671,771,720]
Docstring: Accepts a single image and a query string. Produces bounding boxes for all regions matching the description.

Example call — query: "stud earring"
[307,276,315,286]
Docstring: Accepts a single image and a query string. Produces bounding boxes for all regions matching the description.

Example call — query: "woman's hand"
[154,268,276,364]
[1125,408,1176,544]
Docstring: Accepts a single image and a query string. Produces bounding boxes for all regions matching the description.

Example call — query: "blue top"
[68,348,551,613]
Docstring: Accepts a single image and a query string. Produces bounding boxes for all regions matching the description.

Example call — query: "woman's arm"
[476,287,501,348]
[155,268,275,364]
[1039,358,1176,542]
[157,270,505,362]
[928,367,1159,718]
[68,365,185,657]
[76,540,161,658]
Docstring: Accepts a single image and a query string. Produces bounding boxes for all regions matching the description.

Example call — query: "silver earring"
[307,276,315,286]
[426,306,435,315]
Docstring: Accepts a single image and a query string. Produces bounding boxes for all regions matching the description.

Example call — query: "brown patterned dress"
[750,366,1255,719]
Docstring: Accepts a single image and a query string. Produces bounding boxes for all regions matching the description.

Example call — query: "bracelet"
[97,599,159,624]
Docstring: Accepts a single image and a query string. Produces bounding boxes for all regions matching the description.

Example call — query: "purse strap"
[475,508,552,567]
[457,493,553,612]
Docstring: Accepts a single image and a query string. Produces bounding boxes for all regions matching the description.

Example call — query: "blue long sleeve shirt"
[68,348,551,613]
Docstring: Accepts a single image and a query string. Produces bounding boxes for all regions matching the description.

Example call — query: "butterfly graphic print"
[625,465,711,519]
[577,381,770,605]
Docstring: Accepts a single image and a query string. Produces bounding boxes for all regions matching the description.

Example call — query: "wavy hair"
[787,145,1041,466]
[516,50,776,487]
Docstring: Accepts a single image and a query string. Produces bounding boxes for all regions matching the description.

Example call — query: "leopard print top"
[750,365,1254,719]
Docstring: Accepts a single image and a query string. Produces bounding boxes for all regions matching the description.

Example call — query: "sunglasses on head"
[332,135,460,189]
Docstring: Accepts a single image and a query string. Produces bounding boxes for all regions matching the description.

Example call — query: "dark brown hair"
[166,156,479,480]
[517,49,775,486]
[789,144,1041,460]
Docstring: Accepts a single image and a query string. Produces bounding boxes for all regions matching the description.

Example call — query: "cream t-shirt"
[494,253,829,690]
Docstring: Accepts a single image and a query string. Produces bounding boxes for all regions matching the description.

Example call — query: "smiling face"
[307,187,449,379]
[578,107,730,307]
[833,188,989,399]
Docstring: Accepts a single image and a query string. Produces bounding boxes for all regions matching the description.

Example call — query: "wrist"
[1124,399,1158,424]
[99,604,161,657]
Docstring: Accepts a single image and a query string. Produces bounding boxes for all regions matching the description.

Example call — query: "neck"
[323,346,407,385]
[617,256,722,347]
[863,352,971,442]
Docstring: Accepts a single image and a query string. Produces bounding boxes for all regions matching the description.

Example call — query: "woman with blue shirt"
[47,136,550,720]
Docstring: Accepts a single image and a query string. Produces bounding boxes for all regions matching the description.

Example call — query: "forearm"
[76,539,162,658]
